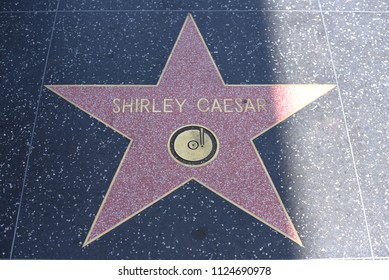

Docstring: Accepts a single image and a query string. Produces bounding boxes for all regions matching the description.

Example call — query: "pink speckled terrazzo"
[47,15,334,246]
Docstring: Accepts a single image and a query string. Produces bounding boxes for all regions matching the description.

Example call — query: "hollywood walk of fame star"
[46,15,334,247]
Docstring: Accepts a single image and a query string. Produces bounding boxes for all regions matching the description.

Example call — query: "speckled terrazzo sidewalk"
[1,0,388,260]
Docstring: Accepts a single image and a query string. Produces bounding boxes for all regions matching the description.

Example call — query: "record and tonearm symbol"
[168,125,219,167]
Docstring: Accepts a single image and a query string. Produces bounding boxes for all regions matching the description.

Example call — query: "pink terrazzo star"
[47,15,334,246]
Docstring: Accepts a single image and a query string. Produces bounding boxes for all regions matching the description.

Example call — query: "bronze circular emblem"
[168,125,219,167]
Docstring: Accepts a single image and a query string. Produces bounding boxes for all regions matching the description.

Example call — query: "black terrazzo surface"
[0,12,55,258]
[58,0,320,11]
[1,1,387,259]
[323,11,389,257]
[319,0,388,11]
[1,1,58,11]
